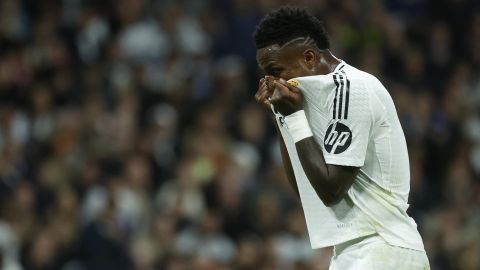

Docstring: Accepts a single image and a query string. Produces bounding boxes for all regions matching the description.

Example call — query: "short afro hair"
[253,7,330,50]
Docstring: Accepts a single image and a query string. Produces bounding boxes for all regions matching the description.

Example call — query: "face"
[256,43,317,80]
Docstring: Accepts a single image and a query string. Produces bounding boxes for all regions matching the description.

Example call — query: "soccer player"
[253,7,430,269]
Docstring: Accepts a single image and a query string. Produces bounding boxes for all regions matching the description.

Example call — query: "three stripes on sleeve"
[332,64,350,120]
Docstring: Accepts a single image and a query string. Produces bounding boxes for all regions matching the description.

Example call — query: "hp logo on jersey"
[324,122,352,154]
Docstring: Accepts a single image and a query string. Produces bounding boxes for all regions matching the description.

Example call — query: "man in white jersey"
[253,7,430,269]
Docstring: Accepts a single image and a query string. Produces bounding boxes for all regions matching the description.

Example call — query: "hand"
[270,78,304,116]
[254,76,275,110]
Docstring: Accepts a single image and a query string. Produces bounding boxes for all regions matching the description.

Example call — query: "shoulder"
[339,65,390,106]
[339,65,383,90]
[331,65,390,122]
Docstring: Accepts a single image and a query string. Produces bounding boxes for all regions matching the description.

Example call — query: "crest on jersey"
[286,79,299,87]
[324,122,352,154]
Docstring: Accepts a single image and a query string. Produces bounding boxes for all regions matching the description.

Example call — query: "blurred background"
[0,0,479,269]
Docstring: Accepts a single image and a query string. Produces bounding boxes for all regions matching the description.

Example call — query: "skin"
[254,40,359,206]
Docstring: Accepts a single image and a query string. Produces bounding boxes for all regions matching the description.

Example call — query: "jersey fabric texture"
[273,61,425,251]
[329,234,430,269]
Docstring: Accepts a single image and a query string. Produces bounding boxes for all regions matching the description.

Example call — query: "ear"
[302,49,317,69]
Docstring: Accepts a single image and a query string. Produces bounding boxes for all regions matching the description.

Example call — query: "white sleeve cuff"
[284,110,313,143]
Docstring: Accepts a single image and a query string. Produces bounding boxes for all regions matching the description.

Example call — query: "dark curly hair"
[253,7,330,50]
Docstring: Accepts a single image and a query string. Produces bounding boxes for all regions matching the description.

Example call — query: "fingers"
[265,76,275,90]
[255,78,274,109]
[257,83,270,102]
[255,79,267,101]
[259,91,271,107]
[255,77,301,108]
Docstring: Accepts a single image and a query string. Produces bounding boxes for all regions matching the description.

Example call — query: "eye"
[268,67,283,77]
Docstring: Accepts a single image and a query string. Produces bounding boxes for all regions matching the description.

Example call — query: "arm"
[270,79,360,206]
[295,137,358,206]
[255,77,300,197]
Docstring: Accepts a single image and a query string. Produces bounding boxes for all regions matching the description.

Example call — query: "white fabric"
[284,110,314,142]
[329,234,430,270]
[273,61,425,251]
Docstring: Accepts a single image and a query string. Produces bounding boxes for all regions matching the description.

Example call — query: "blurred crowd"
[0,0,479,269]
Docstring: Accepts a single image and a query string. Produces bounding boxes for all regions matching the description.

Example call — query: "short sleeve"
[322,75,382,167]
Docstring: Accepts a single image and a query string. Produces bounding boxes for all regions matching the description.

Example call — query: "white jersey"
[274,61,425,251]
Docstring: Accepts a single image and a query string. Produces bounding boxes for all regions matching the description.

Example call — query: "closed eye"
[266,67,283,77]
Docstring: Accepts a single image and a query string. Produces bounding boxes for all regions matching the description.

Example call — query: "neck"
[315,50,341,75]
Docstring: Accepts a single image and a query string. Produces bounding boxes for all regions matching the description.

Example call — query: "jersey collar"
[333,61,345,73]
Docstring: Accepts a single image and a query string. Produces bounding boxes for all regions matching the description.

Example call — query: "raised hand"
[269,79,304,116]
[254,76,275,110]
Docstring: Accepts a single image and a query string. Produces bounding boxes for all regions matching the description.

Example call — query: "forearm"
[275,123,300,197]
[285,111,357,206]
[295,137,339,205]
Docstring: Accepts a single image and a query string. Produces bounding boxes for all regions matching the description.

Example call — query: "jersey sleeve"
[322,74,384,167]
